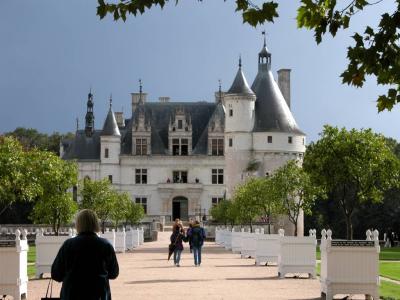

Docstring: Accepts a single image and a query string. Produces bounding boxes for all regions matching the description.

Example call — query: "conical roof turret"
[101,96,121,136]
[251,39,304,134]
[227,57,255,95]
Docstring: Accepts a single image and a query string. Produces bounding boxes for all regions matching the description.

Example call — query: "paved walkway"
[28,232,321,300]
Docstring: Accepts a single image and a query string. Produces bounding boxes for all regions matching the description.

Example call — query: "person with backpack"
[188,220,206,266]
[170,220,184,267]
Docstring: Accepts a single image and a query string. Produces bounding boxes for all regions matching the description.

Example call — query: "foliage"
[79,178,116,232]
[110,191,131,227]
[272,160,320,236]
[210,199,235,225]
[29,150,78,234]
[303,125,400,239]
[5,127,74,155]
[125,201,145,225]
[245,158,260,172]
[0,137,43,216]
[96,0,400,111]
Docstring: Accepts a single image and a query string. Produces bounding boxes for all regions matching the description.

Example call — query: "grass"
[28,245,36,263]
[27,264,36,279]
[380,280,400,300]
[380,261,400,281]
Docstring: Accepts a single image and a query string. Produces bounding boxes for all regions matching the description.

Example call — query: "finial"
[139,79,142,94]
[239,55,242,68]
[262,30,266,47]
[109,93,112,108]
[218,79,221,93]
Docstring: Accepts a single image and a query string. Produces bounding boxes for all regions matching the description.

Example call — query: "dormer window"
[288,136,293,144]
[178,120,183,129]
[105,148,109,158]
[135,138,148,155]
[172,138,188,156]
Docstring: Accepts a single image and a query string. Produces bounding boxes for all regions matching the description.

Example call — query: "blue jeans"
[173,249,182,264]
[193,246,202,265]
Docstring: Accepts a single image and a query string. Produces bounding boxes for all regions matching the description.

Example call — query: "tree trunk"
[250,220,253,233]
[345,213,353,240]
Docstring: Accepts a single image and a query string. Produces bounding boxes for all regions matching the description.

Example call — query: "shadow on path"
[125,279,214,284]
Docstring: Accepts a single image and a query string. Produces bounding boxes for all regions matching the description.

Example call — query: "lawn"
[28,245,36,263]
[380,261,400,281]
[380,280,400,300]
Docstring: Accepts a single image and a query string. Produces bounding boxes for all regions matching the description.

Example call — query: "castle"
[61,38,306,235]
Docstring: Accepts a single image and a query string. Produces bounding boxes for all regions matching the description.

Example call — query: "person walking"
[51,209,119,300]
[188,220,206,266]
[171,220,184,267]
[186,221,193,253]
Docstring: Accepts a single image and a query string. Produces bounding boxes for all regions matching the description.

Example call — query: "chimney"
[159,97,170,103]
[114,112,124,127]
[131,92,148,112]
[277,69,291,109]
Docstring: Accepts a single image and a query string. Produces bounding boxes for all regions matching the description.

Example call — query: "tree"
[303,125,400,239]
[272,160,320,236]
[5,127,75,155]
[29,151,78,235]
[0,137,43,217]
[232,181,262,232]
[79,178,116,232]
[125,202,145,225]
[110,191,131,227]
[97,0,400,112]
[210,199,235,225]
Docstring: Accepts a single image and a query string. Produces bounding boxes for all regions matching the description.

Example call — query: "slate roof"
[102,107,121,136]
[227,67,255,95]
[251,53,304,135]
[63,101,219,160]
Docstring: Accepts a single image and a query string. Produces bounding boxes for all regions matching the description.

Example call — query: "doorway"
[172,197,188,221]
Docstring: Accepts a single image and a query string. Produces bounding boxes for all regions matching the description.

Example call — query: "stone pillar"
[277,69,291,109]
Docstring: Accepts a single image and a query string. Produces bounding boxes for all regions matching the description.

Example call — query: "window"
[172,138,189,156]
[212,169,224,184]
[173,171,188,183]
[288,136,293,144]
[108,175,113,183]
[135,138,147,155]
[178,119,183,129]
[105,148,109,158]
[302,138,305,145]
[212,197,224,207]
[229,138,233,147]
[267,136,273,143]
[229,109,233,117]
[135,197,147,214]
[135,169,147,184]
[211,138,224,156]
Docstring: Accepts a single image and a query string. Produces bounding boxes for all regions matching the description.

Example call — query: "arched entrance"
[172,196,188,221]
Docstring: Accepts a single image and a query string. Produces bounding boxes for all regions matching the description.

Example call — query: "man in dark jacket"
[51,209,119,300]
[188,220,206,266]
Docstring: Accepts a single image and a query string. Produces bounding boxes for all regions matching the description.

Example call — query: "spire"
[259,31,271,68]
[227,57,255,95]
[139,79,143,104]
[102,96,121,136]
[85,89,95,137]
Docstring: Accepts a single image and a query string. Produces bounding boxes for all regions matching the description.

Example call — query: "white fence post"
[0,229,29,300]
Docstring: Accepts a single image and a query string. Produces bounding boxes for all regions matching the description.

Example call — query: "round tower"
[100,96,121,184]
[251,36,306,236]
[224,58,256,198]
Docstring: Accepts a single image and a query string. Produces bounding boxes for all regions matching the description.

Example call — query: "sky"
[0,0,399,142]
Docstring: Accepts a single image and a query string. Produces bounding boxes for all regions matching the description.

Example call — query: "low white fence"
[224,229,233,250]
[100,229,116,249]
[255,230,282,266]
[126,228,140,250]
[36,229,74,278]
[231,229,243,253]
[0,229,28,300]
[277,229,316,279]
[241,229,257,258]
[139,227,144,245]
[320,229,380,300]
[115,228,126,253]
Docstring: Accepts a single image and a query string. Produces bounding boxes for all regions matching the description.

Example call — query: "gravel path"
[27,232,322,300]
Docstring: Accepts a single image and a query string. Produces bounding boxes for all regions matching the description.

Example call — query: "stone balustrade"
[320,229,380,300]
[0,229,28,300]
[100,229,116,249]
